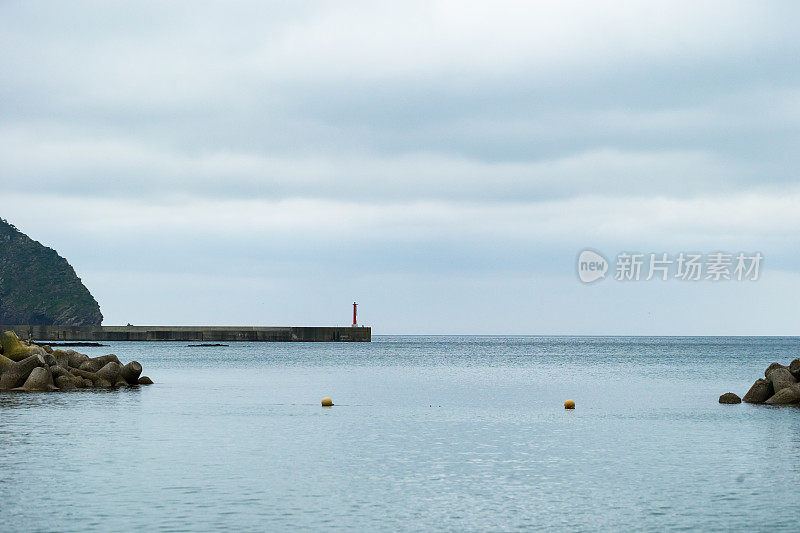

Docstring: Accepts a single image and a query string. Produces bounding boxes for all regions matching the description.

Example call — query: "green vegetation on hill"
[0,218,102,326]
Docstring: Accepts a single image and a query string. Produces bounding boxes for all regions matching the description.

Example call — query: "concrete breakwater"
[1,325,371,342]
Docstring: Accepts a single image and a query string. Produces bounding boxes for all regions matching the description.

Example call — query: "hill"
[0,218,102,326]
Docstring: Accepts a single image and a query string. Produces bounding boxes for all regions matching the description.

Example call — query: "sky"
[1,1,798,334]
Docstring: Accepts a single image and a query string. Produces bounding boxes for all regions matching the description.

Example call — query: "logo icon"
[577,250,608,283]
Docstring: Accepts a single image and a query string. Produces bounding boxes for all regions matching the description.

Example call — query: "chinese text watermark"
[577,250,762,283]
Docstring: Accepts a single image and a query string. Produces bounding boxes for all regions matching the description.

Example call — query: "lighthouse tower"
[352,302,358,327]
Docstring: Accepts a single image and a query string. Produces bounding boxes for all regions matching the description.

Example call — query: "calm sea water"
[1,336,800,531]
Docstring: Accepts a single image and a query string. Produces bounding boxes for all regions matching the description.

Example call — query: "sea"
[1,335,799,532]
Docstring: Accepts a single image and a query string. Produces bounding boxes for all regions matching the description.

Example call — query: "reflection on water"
[0,386,142,408]
[1,336,799,531]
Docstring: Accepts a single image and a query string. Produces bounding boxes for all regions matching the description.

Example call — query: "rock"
[765,362,786,377]
[96,361,122,383]
[790,359,800,380]
[29,345,46,357]
[63,349,86,368]
[719,392,741,404]
[42,353,58,367]
[51,349,70,368]
[765,384,800,405]
[79,354,121,373]
[67,367,92,379]
[0,353,46,390]
[120,361,142,385]
[71,367,113,388]
[55,375,77,391]
[0,331,151,392]
[742,378,774,404]
[71,368,104,388]
[51,366,83,389]
[0,331,40,362]
[50,365,71,378]
[766,365,796,394]
[16,367,53,391]
[42,345,53,354]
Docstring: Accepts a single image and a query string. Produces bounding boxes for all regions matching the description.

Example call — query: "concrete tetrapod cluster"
[0,331,152,391]
[719,359,800,405]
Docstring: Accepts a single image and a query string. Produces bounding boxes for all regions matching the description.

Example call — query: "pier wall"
[0,325,371,342]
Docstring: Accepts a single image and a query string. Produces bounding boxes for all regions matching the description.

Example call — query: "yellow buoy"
[564,399,575,409]
[321,397,334,407]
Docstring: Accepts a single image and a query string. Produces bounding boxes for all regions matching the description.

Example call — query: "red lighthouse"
[352,302,358,327]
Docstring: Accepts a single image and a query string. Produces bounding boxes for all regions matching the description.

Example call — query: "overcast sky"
[1,1,798,334]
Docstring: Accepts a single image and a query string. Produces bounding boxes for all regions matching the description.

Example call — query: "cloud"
[4,189,797,274]
[0,125,744,201]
